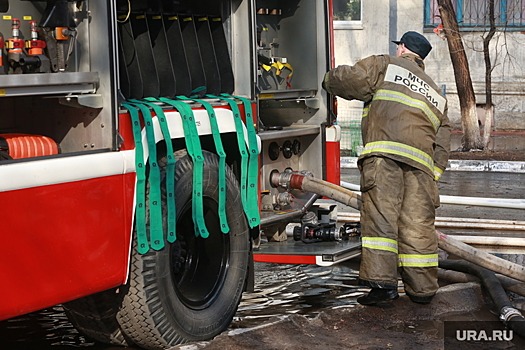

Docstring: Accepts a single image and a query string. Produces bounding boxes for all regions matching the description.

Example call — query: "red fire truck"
[0,0,360,348]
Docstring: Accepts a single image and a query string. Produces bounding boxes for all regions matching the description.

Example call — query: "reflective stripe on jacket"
[323,53,450,180]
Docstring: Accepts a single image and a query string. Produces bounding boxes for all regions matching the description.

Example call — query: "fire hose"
[270,170,362,211]
[438,269,525,297]
[270,170,525,283]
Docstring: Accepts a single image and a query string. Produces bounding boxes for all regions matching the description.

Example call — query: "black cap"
[392,31,432,59]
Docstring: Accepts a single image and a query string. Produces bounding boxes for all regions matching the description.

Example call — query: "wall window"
[425,0,525,29]
[333,0,362,29]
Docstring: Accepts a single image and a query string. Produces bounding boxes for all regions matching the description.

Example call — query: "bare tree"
[438,0,483,150]
[481,0,497,148]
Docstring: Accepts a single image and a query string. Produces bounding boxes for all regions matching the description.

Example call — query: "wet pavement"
[1,168,524,349]
[0,261,367,350]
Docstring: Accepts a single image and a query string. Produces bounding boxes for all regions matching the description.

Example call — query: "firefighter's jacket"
[323,53,451,180]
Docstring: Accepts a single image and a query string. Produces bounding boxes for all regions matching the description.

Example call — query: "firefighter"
[323,31,451,305]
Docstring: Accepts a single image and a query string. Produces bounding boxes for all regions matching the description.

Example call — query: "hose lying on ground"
[438,269,525,297]
[439,259,525,338]
[437,230,525,283]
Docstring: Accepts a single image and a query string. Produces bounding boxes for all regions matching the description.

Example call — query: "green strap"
[130,99,177,243]
[169,98,199,238]
[207,95,248,219]
[121,103,149,254]
[224,94,261,227]
[157,97,210,239]
[127,101,165,250]
[188,98,230,233]
[207,94,259,228]
[173,97,206,238]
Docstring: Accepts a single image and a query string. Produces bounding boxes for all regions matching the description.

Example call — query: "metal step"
[253,237,361,266]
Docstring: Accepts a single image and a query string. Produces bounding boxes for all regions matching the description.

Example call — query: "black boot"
[357,288,399,306]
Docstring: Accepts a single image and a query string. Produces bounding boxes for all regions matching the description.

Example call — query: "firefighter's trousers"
[358,156,439,298]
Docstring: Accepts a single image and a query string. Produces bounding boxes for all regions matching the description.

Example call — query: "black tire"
[117,150,250,349]
[63,288,130,346]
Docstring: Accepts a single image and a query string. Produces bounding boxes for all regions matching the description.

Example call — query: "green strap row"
[207,94,260,228]
[187,97,230,233]
[121,103,149,254]
[124,95,259,252]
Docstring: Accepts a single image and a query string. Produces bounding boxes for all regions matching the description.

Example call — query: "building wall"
[333,0,525,151]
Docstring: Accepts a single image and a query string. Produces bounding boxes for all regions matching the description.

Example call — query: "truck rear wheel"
[117,150,250,349]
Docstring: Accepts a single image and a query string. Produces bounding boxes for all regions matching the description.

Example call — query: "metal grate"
[425,0,525,29]
[339,120,363,156]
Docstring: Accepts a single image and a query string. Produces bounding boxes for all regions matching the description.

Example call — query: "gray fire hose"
[437,230,525,283]
[270,170,361,210]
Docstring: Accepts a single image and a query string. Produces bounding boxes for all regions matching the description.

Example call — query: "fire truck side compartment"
[0,1,117,154]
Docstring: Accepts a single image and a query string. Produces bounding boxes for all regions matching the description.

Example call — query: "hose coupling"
[270,169,293,188]
[269,169,313,189]
[500,306,524,323]
[276,191,294,207]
